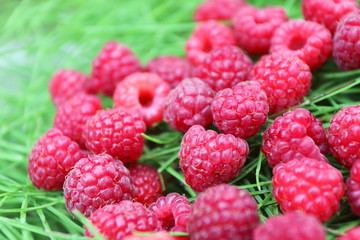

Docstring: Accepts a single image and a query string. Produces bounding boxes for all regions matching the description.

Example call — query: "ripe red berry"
[271,20,332,69]
[91,41,142,96]
[188,184,259,240]
[337,226,360,240]
[251,53,312,113]
[351,160,360,182]
[83,108,146,164]
[194,46,253,91]
[124,232,175,240]
[194,0,247,22]
[28,129,86,191]
[186,20,236,66]
[63,154,134,217]
[233,6,288,55]
[346,177,360,216]
[179,125,249,192]
[211,81,269,139]
[164,78,215,132]
[272,158,345,221]
[113,73,171,127]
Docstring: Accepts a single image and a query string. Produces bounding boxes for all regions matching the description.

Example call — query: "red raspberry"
[83,108,146,164]
[333,10,360,71]
[270,20,332,69]
[253,212,326,240]
[302,0,358,33]
[351,160,360,182]
[63,154,134,217]
[194,0,247,22]
[328,105,360,168]
[91,41,142,96]
[49,69,92,107]
[188,184,259,240]
[124,232,175,240]
[28,129,86,191]
[194,46,253,91]
[179,125,249,192]
[337,226,360,240]
[128,163,164,206]
[164,78,214,132]
[113,73,171,127]
[251,53,312,113]
[146,56,194,88]
[85,201,161,240]
[346,177,360,216]
[262,108,328,167]
[272,158,345,221]
[233,6,288,55]
[53,94,102,148]
[211,81,269,139]
[185,20,236,66]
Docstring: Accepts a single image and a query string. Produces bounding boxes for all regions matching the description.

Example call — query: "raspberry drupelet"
[337,226,360,240]
[194,0,247,22]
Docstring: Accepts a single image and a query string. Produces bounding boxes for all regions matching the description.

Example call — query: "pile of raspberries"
[27,0,360,239]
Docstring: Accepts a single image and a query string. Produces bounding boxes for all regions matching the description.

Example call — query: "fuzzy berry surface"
[124,232,175,240]
[179,125,249,192]
[164,78,214,132]
[194,46,253,91]
[194,0,247,21]
[63,154,134,217]
[211,81,269,139]
[333,10,360,71]
[85,201,161,240]
[272,158,345,221]
[185,20,235,66]
[251,53,312,113]
[188,184,259,240]
[83,108,146,163]
[28,129,86,191]
[337,226,360,240]
[91,41,142,96]
[233,6,288,55]
[113,72,171,127]
[346,177,360,216]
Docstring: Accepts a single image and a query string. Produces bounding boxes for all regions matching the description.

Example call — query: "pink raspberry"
[211,81,269,139]
[270,20,332,69]
[194,46,253,91]
[91,41,142,96]
[85,201,161,240]
[179,125,249,192]
[124,232,175,240]
[83,108,146,164]
[251,53,312,113]
[333,10,360,71]
[188,184,259,240]
[337,226,360,240]
[194,0,247,22]
[63,154,134,217]
[28,129,86,191]
[233,6,288,55]
[164,78,214,132]
[253,212,326,240]
[185,20,236,66]
[351,160,360,182]
[346,177,360,216]
[272,158,345,221]
[113,73,171,127]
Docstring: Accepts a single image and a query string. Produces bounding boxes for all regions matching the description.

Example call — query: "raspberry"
[333,10,360,71]
[302,0,358,33]
[233,6,288,55]
[63,154,134,217]
[91,41,142,96]
[346,177,360,216]
[351,160,360,182]
[113,73,171,127]
[185,20,236,66]
[49,69,92,107]
[85,201,161,240]
[188,184,259,240]
[251,53,312,113]
[272,158,345,221]
[164,78,214,132]
[194,46,253,91]
[211,81,269,139]
[179,125,249,192]
[128,163,164,206]
[124,232,175,240]
[270,20,332,69]
[252,212,326,240]
[83,108,146,163]
[28,129,86,191]
[328,105,360,168]
[262,108,328,167]
[337,226,360,240]
[146,56,194,88]
[194,0,247,22]
[53,94,102,148]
